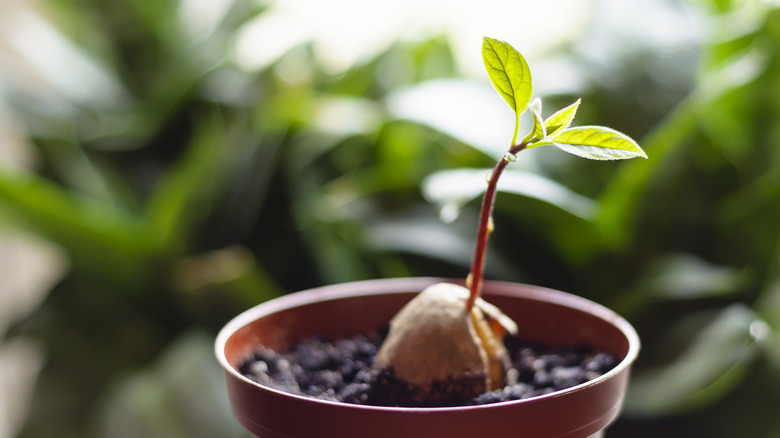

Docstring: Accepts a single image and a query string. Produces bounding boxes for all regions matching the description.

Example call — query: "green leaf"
[147,114,231,248]
[545,126,647,160]
[544,99,580,138]
[625,305,762,416]
[0,170,160,290]
[636,253,747,301]
[482,36,532,144]
[522,97,546,143]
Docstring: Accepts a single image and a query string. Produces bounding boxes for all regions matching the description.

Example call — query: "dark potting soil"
[238,330,617,408]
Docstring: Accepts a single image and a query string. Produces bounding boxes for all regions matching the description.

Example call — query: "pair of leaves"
[482,37,647,161]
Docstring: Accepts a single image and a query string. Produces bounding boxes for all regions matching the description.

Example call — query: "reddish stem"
[465,142,528,312]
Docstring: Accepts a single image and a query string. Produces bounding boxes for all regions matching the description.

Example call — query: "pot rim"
[215,276,640,413]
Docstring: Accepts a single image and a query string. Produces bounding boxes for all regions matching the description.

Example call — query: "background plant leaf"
[422,168,597,221]
[625,305,764,417]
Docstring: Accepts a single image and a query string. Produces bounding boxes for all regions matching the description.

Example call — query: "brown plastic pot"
[215,277,639,438]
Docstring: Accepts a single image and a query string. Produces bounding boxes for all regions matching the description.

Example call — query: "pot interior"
[222,278,635,372]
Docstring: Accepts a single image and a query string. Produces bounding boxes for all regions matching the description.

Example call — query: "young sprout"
[466,36,647,312]
[375,37,647,405]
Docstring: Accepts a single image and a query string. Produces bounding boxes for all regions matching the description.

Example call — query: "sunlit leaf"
[482,36,532,144]
[543,98,580,138]
[523,97,546,143]
[482,37,532,114]
[545,126,647,160]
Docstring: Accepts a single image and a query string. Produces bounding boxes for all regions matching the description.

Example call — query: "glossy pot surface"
[215,278,640,438]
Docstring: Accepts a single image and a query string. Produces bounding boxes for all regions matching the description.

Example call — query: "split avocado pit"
[375,282,518,405]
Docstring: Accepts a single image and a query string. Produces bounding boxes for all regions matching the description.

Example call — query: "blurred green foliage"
[1,0,780,437]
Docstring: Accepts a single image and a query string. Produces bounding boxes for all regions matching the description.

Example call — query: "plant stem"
[465,142,528,312]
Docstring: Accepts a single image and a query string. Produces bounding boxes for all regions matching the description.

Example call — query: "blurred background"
[1,0,779,436]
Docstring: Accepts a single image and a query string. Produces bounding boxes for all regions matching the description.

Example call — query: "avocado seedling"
[374,37,647,405]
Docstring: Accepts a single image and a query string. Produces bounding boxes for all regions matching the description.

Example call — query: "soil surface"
[239,330,617,407]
